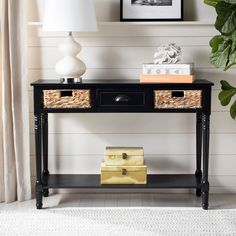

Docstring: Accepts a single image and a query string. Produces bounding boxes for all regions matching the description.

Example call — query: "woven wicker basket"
[154,90,202,109]
[43,89,91,109]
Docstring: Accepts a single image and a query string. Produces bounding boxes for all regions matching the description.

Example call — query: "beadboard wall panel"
[27,0,215,22]
[27,1,236,193]
[30,155,236,176]
[29,133,236,156]
[28,35,212,47]
[29,112,236,135]
[28,46,213,69]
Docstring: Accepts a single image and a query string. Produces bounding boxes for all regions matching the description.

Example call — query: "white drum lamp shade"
[43,0,97,32]
[42,0,97,82]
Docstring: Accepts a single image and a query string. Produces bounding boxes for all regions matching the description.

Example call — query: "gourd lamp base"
[56,33,86,84]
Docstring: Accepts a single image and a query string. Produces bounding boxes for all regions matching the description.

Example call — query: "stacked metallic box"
[101,147,147,184]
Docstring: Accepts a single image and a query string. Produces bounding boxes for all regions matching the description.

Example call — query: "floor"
[0,193,236,210]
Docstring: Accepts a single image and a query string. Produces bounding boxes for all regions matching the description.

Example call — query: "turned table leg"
[35,114,43,209]
[202,114,210,210]
[195,113,203,197]
[42,113,49,197]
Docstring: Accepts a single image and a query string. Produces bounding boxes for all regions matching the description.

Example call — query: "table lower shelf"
[42,174,201,189]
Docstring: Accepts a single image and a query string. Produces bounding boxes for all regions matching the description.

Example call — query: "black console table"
[31,79,213,210]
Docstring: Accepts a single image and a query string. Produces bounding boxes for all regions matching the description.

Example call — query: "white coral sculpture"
[154,43,181,64]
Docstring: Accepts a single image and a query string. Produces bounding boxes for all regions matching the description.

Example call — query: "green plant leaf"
[220,80,236,90]
[231,40,236,51]
[231,30,236,41]
[215,1,236,34]
[223,0,236,4]
[230,101,236,119]
[225,54,236,70]
[206,0,236,119]
[219,89,236,106]
[210,41,231,68]
[204,0,220,7]
[224,41,236,70]
[210,35,224,53]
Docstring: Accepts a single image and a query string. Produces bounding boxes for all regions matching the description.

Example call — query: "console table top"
[31,79,214,87]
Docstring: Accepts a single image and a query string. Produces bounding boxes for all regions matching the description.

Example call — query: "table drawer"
[98,90,146,107]
[43,89,91,109]
[154,90,202,109]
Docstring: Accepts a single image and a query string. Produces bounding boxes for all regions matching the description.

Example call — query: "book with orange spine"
[140,74,195,84]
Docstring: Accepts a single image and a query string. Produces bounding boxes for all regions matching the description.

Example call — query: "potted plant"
[204,0,236,119]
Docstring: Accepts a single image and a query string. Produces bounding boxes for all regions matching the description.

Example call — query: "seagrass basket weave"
[154,90,202,109]
[43,89,91,109]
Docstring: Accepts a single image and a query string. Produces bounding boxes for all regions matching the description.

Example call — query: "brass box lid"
[105,147,144,156]
[104,147,144,166]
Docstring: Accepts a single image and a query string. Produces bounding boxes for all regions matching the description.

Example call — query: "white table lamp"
[43,0,97,83]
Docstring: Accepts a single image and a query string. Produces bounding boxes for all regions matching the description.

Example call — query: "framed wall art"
[120,0,183,21]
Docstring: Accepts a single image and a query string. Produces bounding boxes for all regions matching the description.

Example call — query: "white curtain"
[0,0,31,202]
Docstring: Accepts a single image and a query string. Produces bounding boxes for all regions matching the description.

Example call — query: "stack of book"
[140,63,194,83]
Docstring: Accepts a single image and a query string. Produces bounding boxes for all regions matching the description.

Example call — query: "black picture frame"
[120,0,183,21]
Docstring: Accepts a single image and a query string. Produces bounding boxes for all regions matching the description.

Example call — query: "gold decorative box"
[104,147,144,166]
[101,163,147,185]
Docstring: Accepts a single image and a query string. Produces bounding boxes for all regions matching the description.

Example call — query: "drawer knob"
[122,169,127,175]
[122,153,127,160]
[115,95,130,102]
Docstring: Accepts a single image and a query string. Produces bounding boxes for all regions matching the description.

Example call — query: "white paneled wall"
[27,0,216,22]
[27,0,236,193]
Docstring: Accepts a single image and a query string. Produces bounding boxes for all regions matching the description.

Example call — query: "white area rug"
[0,208,236,236]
